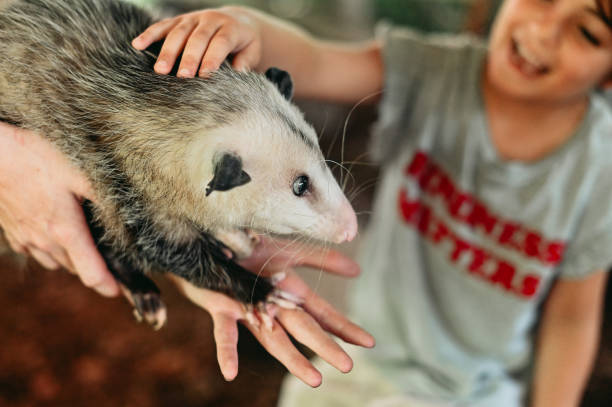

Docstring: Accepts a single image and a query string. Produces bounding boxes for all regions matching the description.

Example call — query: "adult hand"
[0,121,119,297]
[170,237,375,387]
[132,6,261,78]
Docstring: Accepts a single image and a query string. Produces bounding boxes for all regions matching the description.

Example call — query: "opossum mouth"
[245,228,331,248]
[258,231,332,247]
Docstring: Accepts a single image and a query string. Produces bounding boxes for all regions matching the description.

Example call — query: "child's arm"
[530,271,608,407]
[132,7,383,103]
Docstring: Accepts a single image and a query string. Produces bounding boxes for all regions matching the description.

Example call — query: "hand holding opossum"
[0,122,120,297]
[174,238,374,386]
[132,7,262,78]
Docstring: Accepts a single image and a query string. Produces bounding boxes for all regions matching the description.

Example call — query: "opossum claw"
[257,303,274,331]
[266,289,304,310]
[274,289,304,305]
[106,262,167,330]
[244,304,260,328]
[130,292,167,331]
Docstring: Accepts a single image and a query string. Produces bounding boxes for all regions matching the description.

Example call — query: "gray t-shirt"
[352,27,612,405]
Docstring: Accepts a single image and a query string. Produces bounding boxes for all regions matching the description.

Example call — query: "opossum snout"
[332,201,358,244]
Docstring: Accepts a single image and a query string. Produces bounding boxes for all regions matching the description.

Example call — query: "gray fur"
[0,0,328,311]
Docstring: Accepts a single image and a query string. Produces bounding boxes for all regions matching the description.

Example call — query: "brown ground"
[0,255,287,407]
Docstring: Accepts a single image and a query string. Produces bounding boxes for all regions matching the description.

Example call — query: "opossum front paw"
[119,284,167,330]
[267,289,304,310]
[243,290,303,331]
[130,291,167,330]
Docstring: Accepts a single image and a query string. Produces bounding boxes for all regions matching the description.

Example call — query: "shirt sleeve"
[370,25,484,164]
[558,107,612,279]
[558,184,612,279]
[370,25,430,163]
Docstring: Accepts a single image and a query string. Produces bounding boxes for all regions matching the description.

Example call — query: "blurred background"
[2,0,612,406]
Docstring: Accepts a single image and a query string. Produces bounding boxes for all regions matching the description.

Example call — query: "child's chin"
[490,75,547,100]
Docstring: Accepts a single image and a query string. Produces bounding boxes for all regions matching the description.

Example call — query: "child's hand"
[170,237,375,386]
[132,7,261,78]
[0,121,119,297]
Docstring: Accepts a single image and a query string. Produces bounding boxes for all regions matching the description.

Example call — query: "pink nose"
[335,202,358,243]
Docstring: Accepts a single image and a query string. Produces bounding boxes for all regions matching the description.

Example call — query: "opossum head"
[184,68,357,244]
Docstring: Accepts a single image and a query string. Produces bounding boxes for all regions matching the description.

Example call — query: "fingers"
[133,9,260,78]
[166,277,244,381]
[212,313,240,381]
[43,244,74,272]
[6,229,73,271]
[245,320,322,387]
[70,179,97,205]
[4,233,27,255]
[57,207,119,297]
[177,22,222,77]
[132,17,178,50]
[232,41,261,71]
[280,273,375,348]
[27,246,60,270]
[242,238,361,278]
[296,249,361,277]
[276,307,353,373]
[198,26,238,76]
[154,18,198,74]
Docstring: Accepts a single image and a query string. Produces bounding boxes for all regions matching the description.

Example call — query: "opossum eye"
[292,175,309,197]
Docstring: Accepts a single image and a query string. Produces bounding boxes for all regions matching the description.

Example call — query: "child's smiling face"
[487,0,612,103]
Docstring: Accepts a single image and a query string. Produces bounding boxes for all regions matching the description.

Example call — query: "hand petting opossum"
[0,0,358,329]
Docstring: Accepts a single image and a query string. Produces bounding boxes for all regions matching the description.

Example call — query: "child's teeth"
[517,42,543,70]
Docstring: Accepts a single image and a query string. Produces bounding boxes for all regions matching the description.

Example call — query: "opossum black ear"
[206,153,251,196]
[265,67,293,100]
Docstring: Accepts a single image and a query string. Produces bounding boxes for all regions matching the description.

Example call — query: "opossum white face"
[185,69,357,244]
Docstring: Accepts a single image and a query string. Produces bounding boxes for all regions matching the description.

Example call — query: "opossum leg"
[82,202,167,330]
[110,258,167,331]
[141,230,275,304]
[96,245,167,330]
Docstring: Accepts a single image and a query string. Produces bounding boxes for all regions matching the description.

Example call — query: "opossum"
[0,0,357,329]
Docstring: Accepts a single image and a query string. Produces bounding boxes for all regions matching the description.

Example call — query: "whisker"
[348,183,379,201]
[340,90,383,190]
[346,177,380,202]
[324,159,356,191]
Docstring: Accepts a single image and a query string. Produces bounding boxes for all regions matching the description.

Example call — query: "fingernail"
[156,61,167,71]
[309,372,322,388]
[340,357,353,373]
[223,367,238,381]
[360,333,376,348]
[94,283,118,297]
[178,68,191,77]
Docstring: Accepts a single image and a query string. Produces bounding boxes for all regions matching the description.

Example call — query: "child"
[133,0,612,405]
